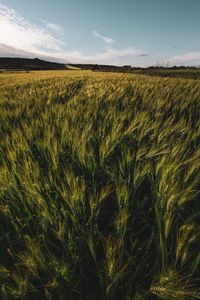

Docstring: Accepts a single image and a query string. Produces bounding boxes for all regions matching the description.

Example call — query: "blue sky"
[0,0,200,66]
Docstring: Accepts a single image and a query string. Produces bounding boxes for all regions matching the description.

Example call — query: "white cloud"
[41,20,64,35]
[169,52,200,65]
[86,47,148,64]
[0,43,37,57]
[42,47,149,65]
[92,30,115,44]
[0,42,149,65]
[0,4,149,65]
[0,4,65,53]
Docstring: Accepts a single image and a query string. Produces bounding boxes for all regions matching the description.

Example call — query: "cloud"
[0,41,149,65]
[0,4,149,65]
[0,4,65,53]
[0,43,37,57]
[87,47,148,64]
[92,30,115,44]
[41,20,64,35]
[43,47,149,65]
[169,52,200,65]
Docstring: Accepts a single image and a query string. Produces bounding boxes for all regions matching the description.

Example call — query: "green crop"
[0,70,200,299]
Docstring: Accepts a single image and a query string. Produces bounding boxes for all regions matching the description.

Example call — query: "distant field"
[0,71,200,299]
[131,68,200,79]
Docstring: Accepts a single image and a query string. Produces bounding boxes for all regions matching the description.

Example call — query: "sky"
[0,0,200,66]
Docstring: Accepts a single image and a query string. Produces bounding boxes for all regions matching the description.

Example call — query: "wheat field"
[0,70,200,299]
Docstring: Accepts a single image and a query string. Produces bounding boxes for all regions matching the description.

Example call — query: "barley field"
[0,70,200,300]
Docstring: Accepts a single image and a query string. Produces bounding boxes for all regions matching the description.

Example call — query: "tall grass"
[0,71,200,299]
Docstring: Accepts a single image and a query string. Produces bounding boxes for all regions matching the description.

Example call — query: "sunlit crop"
[0,70,200,299]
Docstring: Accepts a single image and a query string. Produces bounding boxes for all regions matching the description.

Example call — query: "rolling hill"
[0,57,66,71]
